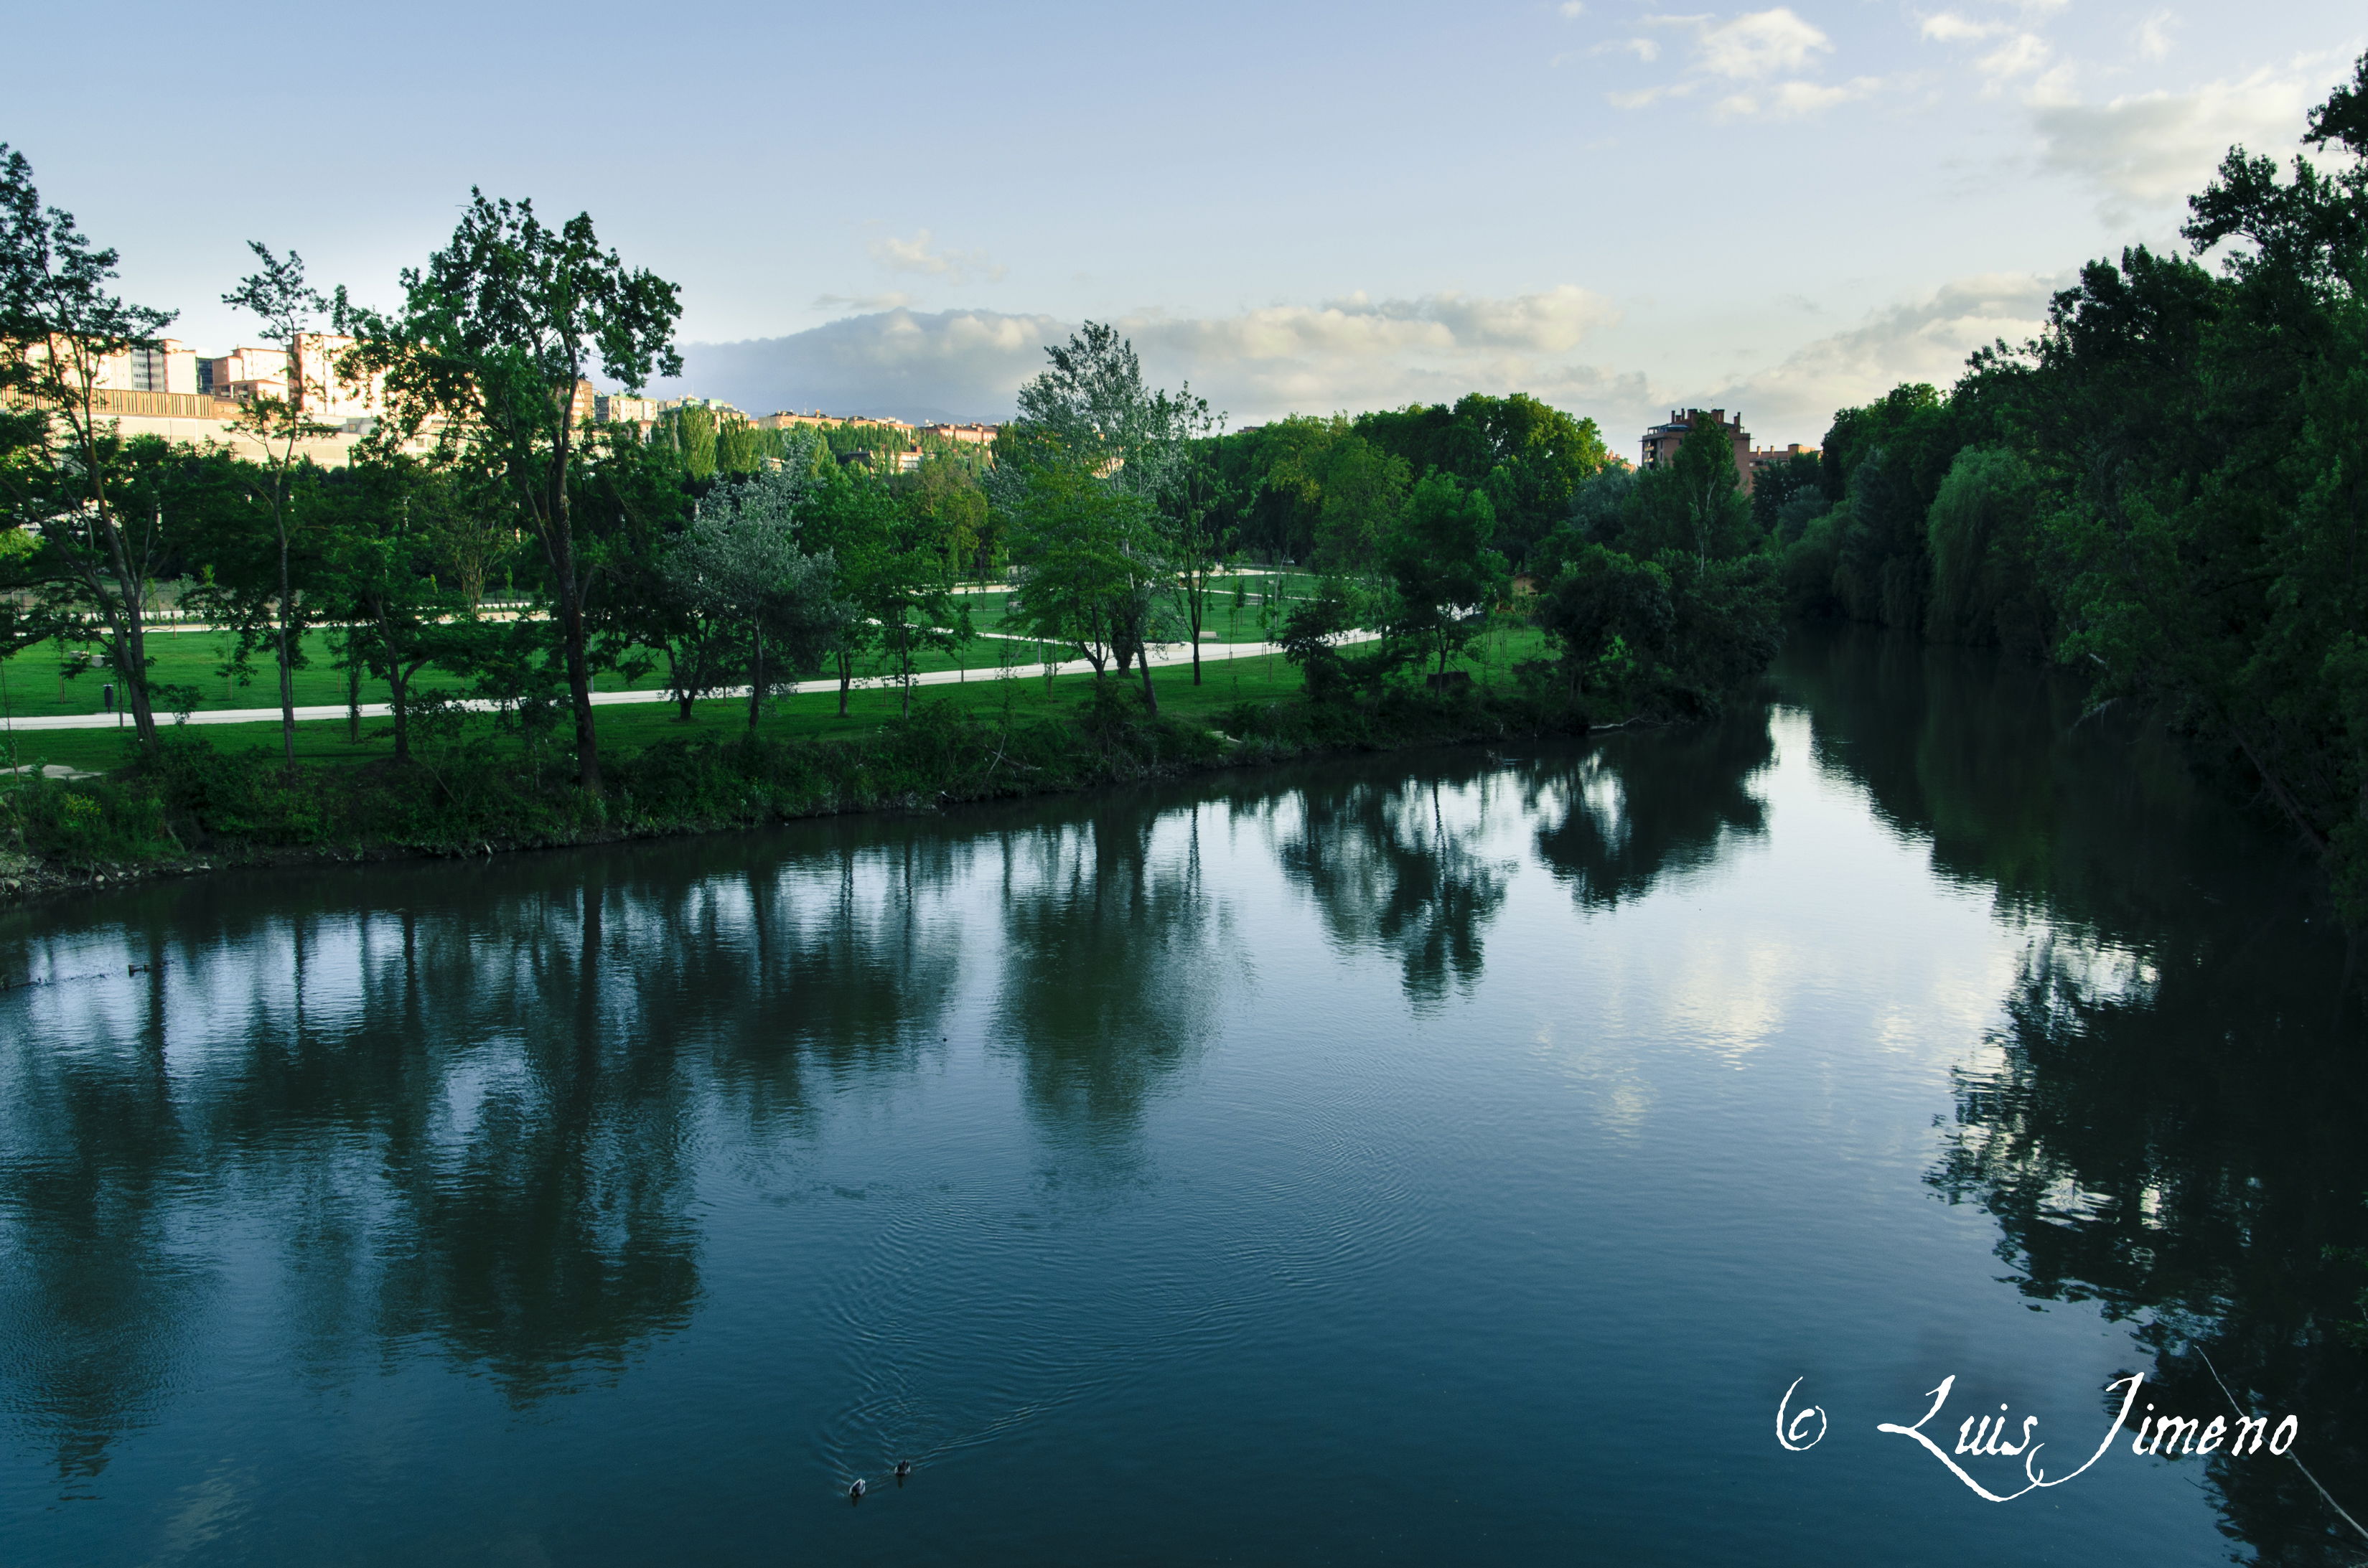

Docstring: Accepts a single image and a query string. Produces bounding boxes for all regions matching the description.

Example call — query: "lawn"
[0,610,1547,783]
[0,571,1334,722]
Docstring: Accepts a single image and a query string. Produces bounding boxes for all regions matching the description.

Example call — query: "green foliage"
[1924,445,2048,654]
[1621,413,1756,564]
[1352,393,1611,566]
[669,404,719,479]
[337,187,683,794]
[1532,544,1673,699]
[1750,451,1823,534]
[1385,474,1503,676]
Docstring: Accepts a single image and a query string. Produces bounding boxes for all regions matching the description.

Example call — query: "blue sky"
[9,0,2359,443]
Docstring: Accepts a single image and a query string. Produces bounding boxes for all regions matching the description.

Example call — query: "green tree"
[338,189,683,797]
[1353,393,1610,565]
[1924,444,2046,653]
[1384,474,1504,677]
[1532,544,1673,698]
[0,144,181,751]
[1623,410,1754,565]
[315,451,467,762]
[661,461,846,732]
[217,243,337,766]
[993,322,1208,715]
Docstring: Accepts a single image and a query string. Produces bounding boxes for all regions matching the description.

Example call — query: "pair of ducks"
[848,1461,910,1503]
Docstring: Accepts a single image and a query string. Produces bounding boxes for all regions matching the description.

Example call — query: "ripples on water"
[1,629,2362,1565]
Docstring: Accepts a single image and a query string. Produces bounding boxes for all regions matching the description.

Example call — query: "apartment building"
[1640,408,1753,492]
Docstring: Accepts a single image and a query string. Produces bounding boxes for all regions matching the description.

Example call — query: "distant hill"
[650,306,1069,426]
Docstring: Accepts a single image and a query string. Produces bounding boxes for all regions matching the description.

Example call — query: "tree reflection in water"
[1785,626,2368,1565]
[1527,713,1774,912]
[990,797,1223,1154]
[1276,756,1515,1008]
[0,825,970,1475]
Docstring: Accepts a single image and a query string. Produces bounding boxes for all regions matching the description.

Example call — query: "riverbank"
[0,670,1602,908]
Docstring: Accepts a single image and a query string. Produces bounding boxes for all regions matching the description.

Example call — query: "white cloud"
[1698,9,1831,80]
[867,229,1006,286]
[1975,33,2050,83]
[1617,7,1863,119]
[1594,37,1660,61]
[2136,11,2178,62]
[1771,77,1882,115]
[1697,273,2061,436]
[2032,67,2319,215]
[1919,11,2001,44]
[1559,0,1587,15]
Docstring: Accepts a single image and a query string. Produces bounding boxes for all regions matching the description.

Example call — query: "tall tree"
[994,322,1211,714]
[219,243,336,766]
[663,459,846,732]
[338,190,682,796]
[0,144,179,752]
[316,450,466,762]
[1384,474,1504,677]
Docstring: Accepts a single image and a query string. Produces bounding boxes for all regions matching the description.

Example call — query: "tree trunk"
[838,652,853,716]
[1189,579,1203,686]
[90,522,160,755]
[276,519,297,768]
[116,602,159,749]
[747,624,764,733]
[389,665,411,764]
[345,628,363,744]
[1138,644,1158,716]
[548,428,602,796]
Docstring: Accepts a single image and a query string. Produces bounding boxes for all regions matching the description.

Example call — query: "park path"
[1,634,1365,734]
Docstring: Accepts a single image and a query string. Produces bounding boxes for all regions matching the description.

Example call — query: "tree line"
[0,149,1788,815]
[1756,51,2368,914]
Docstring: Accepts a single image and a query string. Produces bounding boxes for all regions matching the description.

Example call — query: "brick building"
[1640,408,1752,492]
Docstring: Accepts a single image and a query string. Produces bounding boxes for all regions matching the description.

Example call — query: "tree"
[0,143,180,753]
[338,190,683,797]
[316,451,467,762]
[218,243,337,766]
[1384,474,1504,677]
[668,404,718,481]
[1352,392,1611,566]
[1924,444,2046,653]
[994,322,1212,715]
[1533,544,1673,696]
[661,459,846,733]
[1624,410,1755,565]
[1164,431,1236,684]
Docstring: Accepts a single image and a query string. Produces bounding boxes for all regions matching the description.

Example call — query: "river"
[2,628,2362,1564]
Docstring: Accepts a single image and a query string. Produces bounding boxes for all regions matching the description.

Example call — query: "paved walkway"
[0,634,1360,733]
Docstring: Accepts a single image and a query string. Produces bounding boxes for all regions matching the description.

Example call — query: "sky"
[6,0,2359,446]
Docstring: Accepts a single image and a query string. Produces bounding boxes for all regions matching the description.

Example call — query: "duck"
[848,1478,866,1503]
[894,1460,912,1484]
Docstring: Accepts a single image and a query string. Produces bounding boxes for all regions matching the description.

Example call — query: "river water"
[2,629,2362,1565]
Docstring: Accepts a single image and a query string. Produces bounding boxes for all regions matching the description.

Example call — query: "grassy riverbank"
[0,626,1586,901]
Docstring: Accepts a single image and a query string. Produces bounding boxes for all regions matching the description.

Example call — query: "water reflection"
[1529,715,1774,911]
[1277,759,1516,1006]
[1782,627,2368,1565]
[1,633,2362,1564]
[992,801,1222,1149]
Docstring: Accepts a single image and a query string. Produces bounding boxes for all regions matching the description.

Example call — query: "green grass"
[0,573,1330,722]
[0,616,1547,784]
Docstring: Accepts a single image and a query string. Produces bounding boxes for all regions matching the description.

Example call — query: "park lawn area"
[0,574,1330,721]
[1,612,1548,783]
[0,650,1316,780]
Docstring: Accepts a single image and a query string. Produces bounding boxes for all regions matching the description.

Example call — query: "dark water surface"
[4,629,2364,1565]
